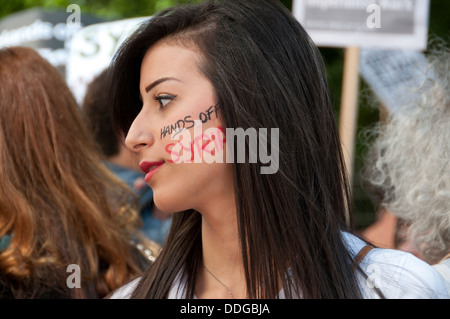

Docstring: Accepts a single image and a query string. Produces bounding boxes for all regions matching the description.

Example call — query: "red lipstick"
[140,161,165,182]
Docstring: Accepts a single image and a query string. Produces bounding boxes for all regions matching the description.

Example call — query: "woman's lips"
[139,161,165,182]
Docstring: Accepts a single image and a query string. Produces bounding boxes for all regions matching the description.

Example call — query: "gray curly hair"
[362,43,450,264]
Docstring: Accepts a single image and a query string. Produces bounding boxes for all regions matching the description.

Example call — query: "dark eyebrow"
[145,77,179,93]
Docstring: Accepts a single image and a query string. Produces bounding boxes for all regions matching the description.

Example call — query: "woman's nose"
[124,111,155,153]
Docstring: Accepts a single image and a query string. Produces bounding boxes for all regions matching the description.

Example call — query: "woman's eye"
[154,94,177,109]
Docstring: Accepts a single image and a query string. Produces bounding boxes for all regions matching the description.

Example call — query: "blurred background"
[0,0,449,231]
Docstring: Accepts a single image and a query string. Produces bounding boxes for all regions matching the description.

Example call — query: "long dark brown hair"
[0,47,146,298]
[109,0,366,298]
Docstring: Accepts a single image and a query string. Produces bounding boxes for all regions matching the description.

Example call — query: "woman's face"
[125,40,233,213]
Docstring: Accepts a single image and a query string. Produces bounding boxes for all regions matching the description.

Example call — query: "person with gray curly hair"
[362,45,449,293]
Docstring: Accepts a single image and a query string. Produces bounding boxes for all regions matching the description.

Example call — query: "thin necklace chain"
[204,265,234,299]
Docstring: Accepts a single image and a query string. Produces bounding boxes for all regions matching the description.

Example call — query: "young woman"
[0,46,158,298]
[108,0,448,298]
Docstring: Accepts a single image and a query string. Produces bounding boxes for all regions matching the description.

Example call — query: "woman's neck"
[196,202,247,299]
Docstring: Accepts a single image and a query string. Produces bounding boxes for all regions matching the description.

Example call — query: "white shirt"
[432,258,450,296]
[109,232,449,299]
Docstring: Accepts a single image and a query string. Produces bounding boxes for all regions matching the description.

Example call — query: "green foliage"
[0,0,200,20]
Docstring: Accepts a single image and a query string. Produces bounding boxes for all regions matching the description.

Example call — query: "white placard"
[66,16,150,105]
[0,8,102,76]
[293,0,430,50]
[359,48,432,114]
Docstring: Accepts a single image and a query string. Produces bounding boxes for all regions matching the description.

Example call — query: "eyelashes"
[154,94,177,109]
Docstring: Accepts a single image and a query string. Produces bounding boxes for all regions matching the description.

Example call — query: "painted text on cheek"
[160,104,220,139]
[165,124,226,164]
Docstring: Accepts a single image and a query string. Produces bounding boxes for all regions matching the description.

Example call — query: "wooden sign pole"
[338,46,360,225]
